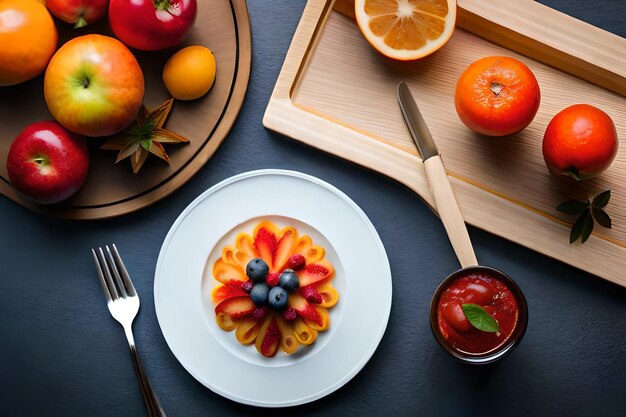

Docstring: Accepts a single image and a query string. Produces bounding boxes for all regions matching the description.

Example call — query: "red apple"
[44,34,144,137]
[45,0,109,28]
[6,121,90,204]
[108,0,197,51]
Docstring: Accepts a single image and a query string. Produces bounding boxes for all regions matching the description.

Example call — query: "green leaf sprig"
[461,303,499,333]
[556,190,612,244]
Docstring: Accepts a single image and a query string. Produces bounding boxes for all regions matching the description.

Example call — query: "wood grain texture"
[458,0,626,96]
[424,156,478,268]
[264,0,626,286]
[0,0,252,219]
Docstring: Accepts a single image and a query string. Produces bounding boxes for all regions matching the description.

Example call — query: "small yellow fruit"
[162,45,216,101]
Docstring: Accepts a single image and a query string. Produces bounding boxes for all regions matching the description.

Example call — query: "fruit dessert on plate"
[210,220,339,357]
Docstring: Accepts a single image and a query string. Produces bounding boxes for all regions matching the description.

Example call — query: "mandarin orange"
[455,56,541,136]
[0,0,58,86]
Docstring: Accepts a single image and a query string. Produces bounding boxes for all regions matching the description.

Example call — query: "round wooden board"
[0,0,251,220]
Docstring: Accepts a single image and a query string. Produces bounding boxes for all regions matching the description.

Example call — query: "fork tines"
[92,244,137,301]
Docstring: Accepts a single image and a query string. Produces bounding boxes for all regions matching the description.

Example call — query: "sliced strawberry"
[255,316,281,357]
[273,228,297,272]
[305,307,329,331]
[213,258,247,285]
[297,260,334,287]
[215,296,256,318]
[254,227,277,269]
[211,283,248,303]
[299,285,323,304]
[288,294,323,327]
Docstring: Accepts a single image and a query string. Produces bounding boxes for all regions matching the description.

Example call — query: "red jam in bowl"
[437,271,519,355]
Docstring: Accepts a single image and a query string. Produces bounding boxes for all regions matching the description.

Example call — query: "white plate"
[154,169,392,407]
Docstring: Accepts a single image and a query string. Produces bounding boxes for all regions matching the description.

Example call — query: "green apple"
[44,34,144,137]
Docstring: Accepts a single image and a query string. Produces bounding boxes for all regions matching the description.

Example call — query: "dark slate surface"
[1,1,624,416]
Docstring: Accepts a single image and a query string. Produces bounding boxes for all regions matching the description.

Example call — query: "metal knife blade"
[397,81,439,161]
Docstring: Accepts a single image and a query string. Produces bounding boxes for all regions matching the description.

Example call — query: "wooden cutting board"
[0,0,251,220]
[264,0,626,286]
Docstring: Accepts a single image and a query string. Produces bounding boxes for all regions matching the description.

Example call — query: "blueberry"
[250,282,270,307]
[268,286,288,311]
[246,258,269,283]
[278,269,300,292]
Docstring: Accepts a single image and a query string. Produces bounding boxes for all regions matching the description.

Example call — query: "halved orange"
[355,0,456,61]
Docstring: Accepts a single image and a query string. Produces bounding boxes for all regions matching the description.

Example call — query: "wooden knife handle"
[423,155,478,269]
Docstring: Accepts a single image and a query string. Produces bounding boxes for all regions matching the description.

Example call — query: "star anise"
[101,99,189,173]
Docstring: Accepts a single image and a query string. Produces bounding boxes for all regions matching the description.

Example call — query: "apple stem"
[33,156,48,167]
[74,16,88,28]
[154,0,171,10]
[490,81,503,96]
[82,78,90,89]
[564,167,581,181]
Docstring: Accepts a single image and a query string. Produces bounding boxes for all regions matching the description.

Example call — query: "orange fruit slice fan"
[211,220,339,357]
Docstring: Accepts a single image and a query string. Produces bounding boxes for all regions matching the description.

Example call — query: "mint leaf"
[592,208,612,229]
[558,190,612,245]
[556,199,589,215]
[570,210,594,244]
[592,190,611,209]
[461,303,499,333]
[580,212,594,243]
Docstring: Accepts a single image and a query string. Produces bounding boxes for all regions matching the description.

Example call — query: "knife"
[397,81,478,268]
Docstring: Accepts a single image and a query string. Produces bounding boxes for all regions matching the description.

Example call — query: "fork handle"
[125,327,167,417]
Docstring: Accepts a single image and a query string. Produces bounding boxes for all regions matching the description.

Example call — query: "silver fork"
[92,244,166,417]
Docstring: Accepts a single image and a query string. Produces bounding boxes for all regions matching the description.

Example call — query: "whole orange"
[0,0,58,86]
[542,104,618,180]
[455,56,541,136]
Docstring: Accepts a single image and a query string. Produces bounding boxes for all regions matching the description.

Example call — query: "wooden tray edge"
[1,0,252,220]
[334,0,626,96]
[457,0,626,96]
[263,0,626,287]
